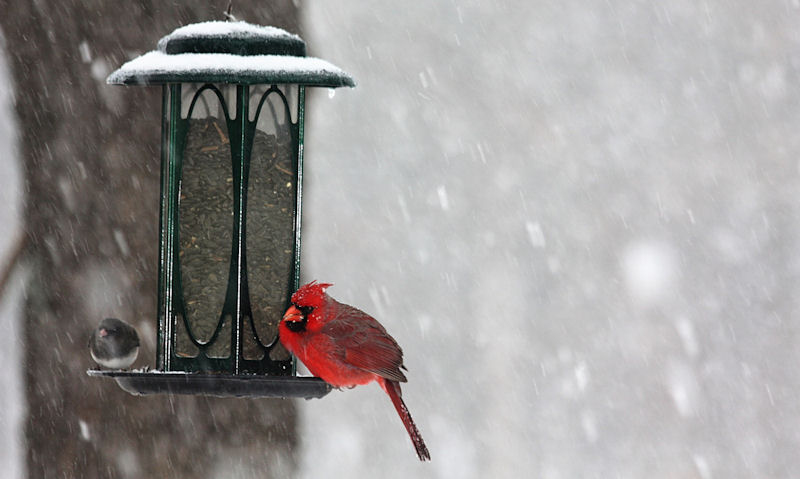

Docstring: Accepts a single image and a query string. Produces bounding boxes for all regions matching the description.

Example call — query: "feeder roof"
[107,21,355,88]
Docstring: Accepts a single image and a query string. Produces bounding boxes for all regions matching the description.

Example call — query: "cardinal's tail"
[379,377,431,461]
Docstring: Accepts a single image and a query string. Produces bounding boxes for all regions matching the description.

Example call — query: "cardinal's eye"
[299,305,313,316]
[284,320,306,333]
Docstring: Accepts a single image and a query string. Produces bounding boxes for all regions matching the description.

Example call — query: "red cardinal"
[280,281,431,461]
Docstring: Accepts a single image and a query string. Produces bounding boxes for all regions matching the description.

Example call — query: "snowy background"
[2,1,800,477]
[298,2,800,478]
[0,29,25,479]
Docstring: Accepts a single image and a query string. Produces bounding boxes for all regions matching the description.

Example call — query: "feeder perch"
[87,21,354,398]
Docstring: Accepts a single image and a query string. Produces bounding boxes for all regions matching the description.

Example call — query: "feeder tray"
[87,370,332,399]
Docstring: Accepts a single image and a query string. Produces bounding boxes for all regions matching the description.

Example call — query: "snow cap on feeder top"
[107,20,355,88]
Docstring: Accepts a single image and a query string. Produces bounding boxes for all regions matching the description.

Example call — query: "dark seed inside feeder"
[178,116,294,361]
[246,117,294,361]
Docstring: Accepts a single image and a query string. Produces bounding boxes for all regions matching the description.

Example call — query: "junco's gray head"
[89,318,140,369]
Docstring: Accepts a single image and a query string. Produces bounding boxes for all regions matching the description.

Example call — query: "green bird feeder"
[88,21,354,398]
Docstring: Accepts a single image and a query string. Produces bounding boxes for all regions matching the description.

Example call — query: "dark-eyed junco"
[89,318,140,369]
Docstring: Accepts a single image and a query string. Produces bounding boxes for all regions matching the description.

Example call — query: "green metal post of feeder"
[87,21,355,398]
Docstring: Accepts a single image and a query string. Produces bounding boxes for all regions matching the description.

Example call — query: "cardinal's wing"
[321,305,408,383]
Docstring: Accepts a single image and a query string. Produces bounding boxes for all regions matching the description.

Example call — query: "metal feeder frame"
[88,21,354,398]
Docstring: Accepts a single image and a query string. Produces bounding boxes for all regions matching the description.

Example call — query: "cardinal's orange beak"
[282,305,304,323]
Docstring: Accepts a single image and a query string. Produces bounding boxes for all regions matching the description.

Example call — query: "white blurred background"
[0,29,25,479]
[296,1,800,478]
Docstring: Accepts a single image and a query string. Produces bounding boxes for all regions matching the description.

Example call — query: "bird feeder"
[88,21,354,398]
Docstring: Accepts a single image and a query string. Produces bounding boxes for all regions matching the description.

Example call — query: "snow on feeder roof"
[107,21,355,87]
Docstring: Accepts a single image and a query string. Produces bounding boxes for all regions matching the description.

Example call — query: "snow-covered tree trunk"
[0,2,302,477]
